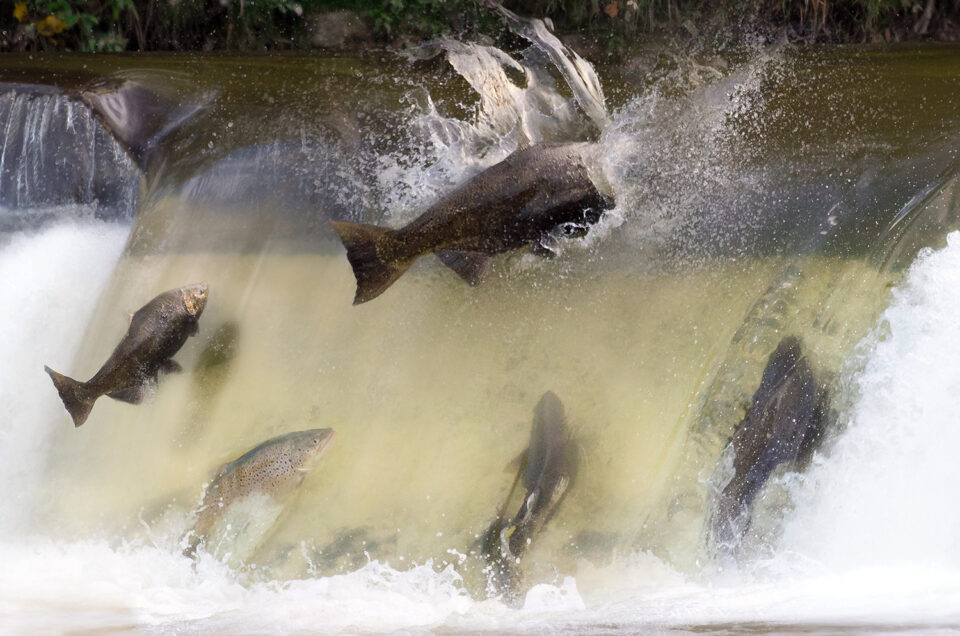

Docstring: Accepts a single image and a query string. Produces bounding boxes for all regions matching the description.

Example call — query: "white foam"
[777,232,960,572]
[0,220,128,535]
[377,40,596,228]
[523,576,586,611]
[0,539,478,634]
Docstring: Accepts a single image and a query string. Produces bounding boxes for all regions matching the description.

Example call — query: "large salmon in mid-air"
[332,143,615,304]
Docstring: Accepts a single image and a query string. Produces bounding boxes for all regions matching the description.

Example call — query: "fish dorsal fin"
[531,238,558,258]
[435,250,494,286]
[505,448,529,474]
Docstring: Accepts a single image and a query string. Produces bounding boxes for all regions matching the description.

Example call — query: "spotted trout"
[183,428,335,558]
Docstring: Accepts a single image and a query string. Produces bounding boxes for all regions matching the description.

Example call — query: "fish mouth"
[316,429,336,455]
[182,282,209,317]
[300,429,336,471]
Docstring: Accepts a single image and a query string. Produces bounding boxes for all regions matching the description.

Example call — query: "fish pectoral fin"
[295,466,314,474]
[434,250,494,287]
[549,476,570,506]
[499,523,519,559]
[107,384,147,405]
[553,476,570,497]
[294,466,314,485]
[523,490,538,516]
[160,359,183,374]
[513,490,538,527]
[531,238,558,258]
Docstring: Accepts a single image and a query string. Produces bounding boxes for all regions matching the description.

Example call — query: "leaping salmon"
[332,143,614,304]
[45,284,208,427]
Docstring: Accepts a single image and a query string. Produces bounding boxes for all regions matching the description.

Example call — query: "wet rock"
[558,33,607,63]
[307,11,370,50]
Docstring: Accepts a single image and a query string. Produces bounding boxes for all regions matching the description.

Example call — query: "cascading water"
[0,86,139,231]
[1,38,960,634]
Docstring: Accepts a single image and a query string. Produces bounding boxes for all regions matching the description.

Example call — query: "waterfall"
[1,41,960,634]
[0,86,139,229]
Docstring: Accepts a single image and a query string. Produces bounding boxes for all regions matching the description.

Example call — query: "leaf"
[58,11,79,28]
[36,14,69,36]
[13,2,28,23]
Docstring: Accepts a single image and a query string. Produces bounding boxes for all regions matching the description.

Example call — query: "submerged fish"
[481,391,579,596]
[178,320,241,440]
[183,428,335,558]
[332,143,615,304]
[45,284,208,427]
[713,336,829,545]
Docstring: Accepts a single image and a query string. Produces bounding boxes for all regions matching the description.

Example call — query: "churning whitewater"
[0,221,128,536]
[777,233,960,577]
[4,225,960,632]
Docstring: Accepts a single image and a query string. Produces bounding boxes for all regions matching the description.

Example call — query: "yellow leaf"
[36,14,68,37]
[13,2,28,23]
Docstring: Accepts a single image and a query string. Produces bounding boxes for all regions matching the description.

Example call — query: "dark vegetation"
[1,0,958,52]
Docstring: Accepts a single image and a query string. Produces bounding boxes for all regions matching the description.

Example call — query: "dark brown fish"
[332,143,615,304]
[80,75,216,170]
[178,320,240,440]
[481,391,579,597]
[45,283,208,427]
[714,336,830,545]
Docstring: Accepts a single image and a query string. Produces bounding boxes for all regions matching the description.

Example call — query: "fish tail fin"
[182,534,201,559]
[44,365,94,427]
[712,481,751,548]
[331,221,412,304]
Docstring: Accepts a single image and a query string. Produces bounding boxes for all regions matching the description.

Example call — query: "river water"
[1,42,959,634]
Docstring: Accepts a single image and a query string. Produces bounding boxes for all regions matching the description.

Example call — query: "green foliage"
[4,0,131,50]
[3,0,314,51]
[326,0,495,38]
[505,0,957,42]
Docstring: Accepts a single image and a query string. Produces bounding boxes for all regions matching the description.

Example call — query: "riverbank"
[2,0,959,54]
